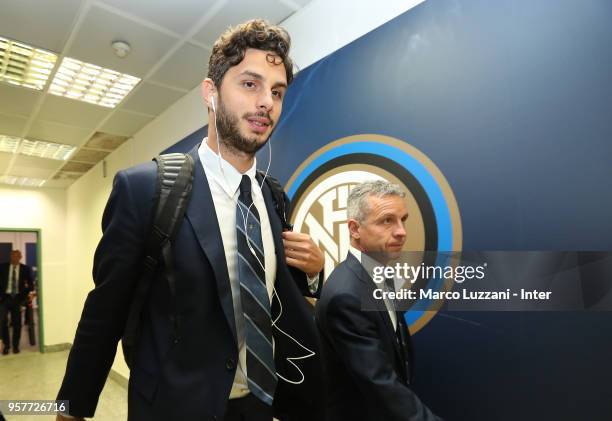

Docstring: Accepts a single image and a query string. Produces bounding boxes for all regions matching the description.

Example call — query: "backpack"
[121,152,292,368]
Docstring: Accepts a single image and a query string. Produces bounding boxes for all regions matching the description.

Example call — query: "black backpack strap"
[150,153,195,296]
[257,170,293,231]
[122,153,194,368]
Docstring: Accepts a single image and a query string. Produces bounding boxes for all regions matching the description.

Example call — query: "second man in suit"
[316,180,443,421]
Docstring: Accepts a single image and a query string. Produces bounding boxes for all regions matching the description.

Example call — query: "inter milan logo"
[291,173,387,279]
[286,134,462,332]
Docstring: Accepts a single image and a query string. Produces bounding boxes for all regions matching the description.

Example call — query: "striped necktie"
[236,175,277,405]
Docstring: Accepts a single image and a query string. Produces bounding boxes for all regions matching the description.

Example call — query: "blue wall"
[169,1,612,419]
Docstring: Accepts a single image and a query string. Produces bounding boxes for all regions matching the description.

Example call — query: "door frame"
[0,228,44,353]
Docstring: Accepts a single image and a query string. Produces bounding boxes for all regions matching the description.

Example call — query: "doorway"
[0,229,43,354]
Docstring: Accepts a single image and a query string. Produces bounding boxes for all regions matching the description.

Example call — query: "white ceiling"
[0,0,310,188]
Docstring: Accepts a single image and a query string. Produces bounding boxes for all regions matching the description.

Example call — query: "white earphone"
[208,89,315,384]
[210,95,216,113]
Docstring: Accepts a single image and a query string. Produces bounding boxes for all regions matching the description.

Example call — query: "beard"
[215,95,275,155]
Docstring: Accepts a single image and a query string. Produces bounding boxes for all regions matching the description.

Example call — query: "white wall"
[0,186,67,345]
[62,0,426,379]
[285,0,425,70]
[0,231,38,257]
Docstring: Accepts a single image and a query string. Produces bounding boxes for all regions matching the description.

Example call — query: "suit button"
[226,358,235,371]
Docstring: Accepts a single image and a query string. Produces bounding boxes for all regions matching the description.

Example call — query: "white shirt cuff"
[307,273,320,294]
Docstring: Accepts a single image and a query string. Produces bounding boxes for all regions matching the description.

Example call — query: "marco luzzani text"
[371,263,552,301]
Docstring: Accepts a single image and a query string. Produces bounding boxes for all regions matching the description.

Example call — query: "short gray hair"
[347,180,405,223]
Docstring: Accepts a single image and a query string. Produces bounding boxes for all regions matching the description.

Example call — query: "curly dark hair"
[207,19,294,89]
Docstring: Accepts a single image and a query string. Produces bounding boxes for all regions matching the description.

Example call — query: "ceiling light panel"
[0,37,57,90]
[0,134,77,160]
[19,139,77,160]
[0,134,21,153]
[0,175,46,187]
[49,57,141,108]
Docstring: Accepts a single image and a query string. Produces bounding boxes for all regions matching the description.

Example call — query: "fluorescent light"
[19,139,76,160]
[0,135,77,160]
[0,175,46,187]
[0,37,58,90]
[0,175,18,185]
[0,135,21,153]
[49,57,140,108]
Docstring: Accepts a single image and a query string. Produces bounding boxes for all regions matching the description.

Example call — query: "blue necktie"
[236,175,277,405]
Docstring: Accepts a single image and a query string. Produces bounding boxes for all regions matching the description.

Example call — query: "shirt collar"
[199,137,257,197]
[349,246,394,282]
[349,245,362,262]
[349,245,383,269]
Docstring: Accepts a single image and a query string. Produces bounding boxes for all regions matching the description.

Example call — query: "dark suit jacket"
[315,253,442,421]
[0,262,33,305]
[57,145,325,421]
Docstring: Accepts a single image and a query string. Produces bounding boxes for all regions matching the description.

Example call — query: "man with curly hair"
[56,20,325,421]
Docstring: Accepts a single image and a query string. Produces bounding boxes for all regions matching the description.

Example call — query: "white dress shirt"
[199,139,277,399]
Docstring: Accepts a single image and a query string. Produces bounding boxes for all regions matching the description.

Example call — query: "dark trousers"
[0,295,22,350]
[224,394,273,421]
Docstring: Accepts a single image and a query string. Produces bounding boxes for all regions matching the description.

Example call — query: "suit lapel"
[0,264,6,292]
[19,265,26,290]
[257,173,285,273]
[345,253,405,368]
[184,144,237,346]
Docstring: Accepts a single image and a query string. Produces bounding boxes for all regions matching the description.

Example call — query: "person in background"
[0,250,33,355]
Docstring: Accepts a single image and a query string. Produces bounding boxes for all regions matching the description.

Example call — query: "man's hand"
[282,231,324,277]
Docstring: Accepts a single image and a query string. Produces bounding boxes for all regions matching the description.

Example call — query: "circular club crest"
[286,134,462,333]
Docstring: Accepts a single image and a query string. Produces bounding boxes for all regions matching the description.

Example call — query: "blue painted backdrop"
[167,0,612,419]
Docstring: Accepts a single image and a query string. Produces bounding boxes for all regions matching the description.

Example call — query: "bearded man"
[57,19,325,421]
